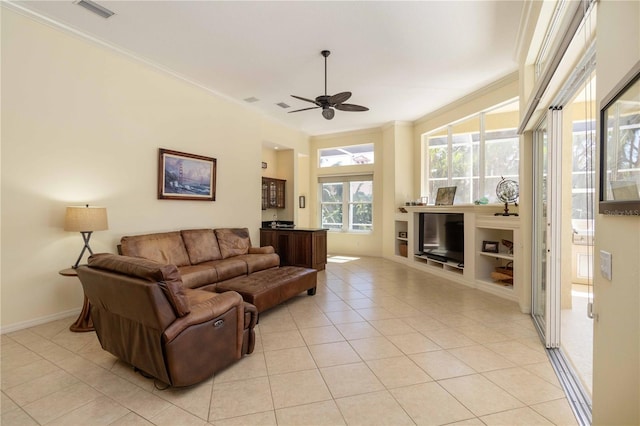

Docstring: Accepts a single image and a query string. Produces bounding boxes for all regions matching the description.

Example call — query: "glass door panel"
[532,110,562,348]
[532,119,548,334]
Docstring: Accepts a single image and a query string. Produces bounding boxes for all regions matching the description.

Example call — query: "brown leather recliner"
[76,253,257,387]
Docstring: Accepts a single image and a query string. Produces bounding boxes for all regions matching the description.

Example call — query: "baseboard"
[0,308,79,334]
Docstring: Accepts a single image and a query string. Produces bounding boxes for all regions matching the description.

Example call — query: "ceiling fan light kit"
[290,50,369,120]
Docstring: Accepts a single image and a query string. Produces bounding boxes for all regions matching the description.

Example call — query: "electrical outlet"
[600,250,612,280]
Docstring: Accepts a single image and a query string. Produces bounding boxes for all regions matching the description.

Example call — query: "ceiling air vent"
[75,0,115,19]
[276,102,290,109]
[244,97,260,103]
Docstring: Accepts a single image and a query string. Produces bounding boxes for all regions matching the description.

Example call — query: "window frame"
[318,175,373,233]
[422,100,519,204]
[318,143,375,168]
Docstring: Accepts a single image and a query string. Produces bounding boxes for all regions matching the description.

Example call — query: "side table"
[59,267,94,332]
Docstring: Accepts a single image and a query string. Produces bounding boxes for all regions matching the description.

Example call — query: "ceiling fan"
[289,50,369,120]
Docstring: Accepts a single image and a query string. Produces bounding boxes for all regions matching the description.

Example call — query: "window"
[319,175,373,231]
[319,144,374,167]
[423,100,519,204]
[572,119,596,220]
[534,0,570,79]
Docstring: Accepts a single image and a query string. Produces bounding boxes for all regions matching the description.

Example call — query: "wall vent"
[75,0,115,19]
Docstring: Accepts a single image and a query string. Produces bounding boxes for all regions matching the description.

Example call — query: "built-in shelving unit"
[394,215,408,257]
[414,254,464,274]
[475,216,519,295]
[476,226,515,288]
[388,205,525,311]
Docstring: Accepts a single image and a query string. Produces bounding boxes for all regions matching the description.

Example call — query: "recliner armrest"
[163,290,244,343]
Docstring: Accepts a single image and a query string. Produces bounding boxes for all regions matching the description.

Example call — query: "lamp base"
[72,231,94,269]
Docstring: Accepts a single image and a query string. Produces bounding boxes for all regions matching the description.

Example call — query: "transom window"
[319,175,373,232]
[319,144,374,168]
[423,99,519,204]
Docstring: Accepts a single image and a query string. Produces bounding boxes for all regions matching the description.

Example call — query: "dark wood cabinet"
[260,228,327,270]
[261,177,285,210]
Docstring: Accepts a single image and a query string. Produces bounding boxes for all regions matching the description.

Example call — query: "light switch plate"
[600,250,612,280]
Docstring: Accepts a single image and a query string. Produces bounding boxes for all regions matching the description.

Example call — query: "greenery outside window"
[319,144,374,168]
[423,100,519,204]
[319,175,373,232]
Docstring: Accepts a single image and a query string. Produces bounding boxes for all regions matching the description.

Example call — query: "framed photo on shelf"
[482,240,499,253]
[158,148,217,201]
[435,186,457,206]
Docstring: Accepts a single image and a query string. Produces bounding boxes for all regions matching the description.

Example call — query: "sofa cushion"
[214,228,251,259]
[236,253,280,274]
[120,232,191,267]
[181,229,223,264]
[87,253,190,317]
[177,264,219,289]
[199,258,248,281]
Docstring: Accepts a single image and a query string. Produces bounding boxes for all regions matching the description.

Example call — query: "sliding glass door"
[532,112,561,348]
[532,119,548,335]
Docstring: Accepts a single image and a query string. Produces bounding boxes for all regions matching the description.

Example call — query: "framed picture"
[435,186,457,206]
[158,148,217,201]
[398,231,407,238]
[599,60,640,216]
[482,240,499,253]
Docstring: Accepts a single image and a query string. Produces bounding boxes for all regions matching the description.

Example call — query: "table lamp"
[64,205,108,268]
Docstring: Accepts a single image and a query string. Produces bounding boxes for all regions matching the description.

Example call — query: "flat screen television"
[418,212,464,264]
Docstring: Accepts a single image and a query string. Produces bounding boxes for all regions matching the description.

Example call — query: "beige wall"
[1,9,307,330]
[296,153,311,228]
[592,1,640,424]
[381,122,414,258]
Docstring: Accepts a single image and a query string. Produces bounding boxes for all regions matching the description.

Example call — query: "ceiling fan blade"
[335,103,369,112]
[291,95,319,105]
[288,106,321,113]
[329,91,352,105]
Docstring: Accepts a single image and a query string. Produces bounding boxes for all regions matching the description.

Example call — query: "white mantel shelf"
[403,203,519,215]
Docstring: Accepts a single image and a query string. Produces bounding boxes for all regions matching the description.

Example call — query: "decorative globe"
[495,177,519,216]
[496,179,519,204]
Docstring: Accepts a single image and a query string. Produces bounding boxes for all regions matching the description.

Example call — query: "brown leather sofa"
[119,228,317,313]
[119,228,280,290]
[77,253,257,387]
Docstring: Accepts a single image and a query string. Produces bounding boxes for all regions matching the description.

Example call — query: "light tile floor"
[561,286,593,397]
[1,256,579,425]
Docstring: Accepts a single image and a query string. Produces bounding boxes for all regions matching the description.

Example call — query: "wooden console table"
[59,267,94,332]
[260,228,327,270]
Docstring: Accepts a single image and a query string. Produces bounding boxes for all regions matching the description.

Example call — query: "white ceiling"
[11,0,524,137]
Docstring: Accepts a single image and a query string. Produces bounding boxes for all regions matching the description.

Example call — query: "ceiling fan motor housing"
[322,107,335,120]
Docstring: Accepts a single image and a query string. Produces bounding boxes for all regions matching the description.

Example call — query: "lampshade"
[64,205,108,232]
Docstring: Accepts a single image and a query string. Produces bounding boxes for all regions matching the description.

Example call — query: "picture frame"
[398,231,408,238]
[599,60,640,216]
[435,186,457,206]
[158,148,217,201]
[482,240,499,253]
